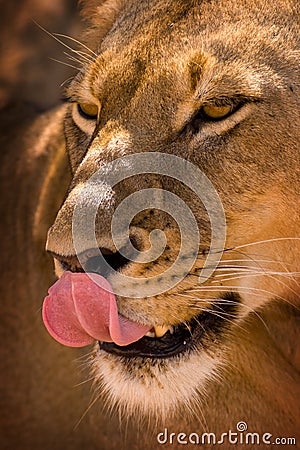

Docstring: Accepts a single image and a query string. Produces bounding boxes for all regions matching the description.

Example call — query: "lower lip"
[99,294,240,359]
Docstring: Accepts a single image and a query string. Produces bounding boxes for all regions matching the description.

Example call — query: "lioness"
[1,0,299,449]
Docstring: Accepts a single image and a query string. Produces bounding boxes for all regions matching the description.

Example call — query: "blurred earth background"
[0,0,82,111]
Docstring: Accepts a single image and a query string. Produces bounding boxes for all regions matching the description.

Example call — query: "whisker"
[64,49,93,64]
[73,390,102,430]
[228,237,300,251]
[218,300,271,334]
[49,57,80,71]
[278,258,300,290]
[195,298,271,334]
[213,271,300,283]
[33,21,94,64]
[177,293,208,301]
[214,266,271,273]
[188,284,286,300]
[177,292,262,332]
[191,304,238,320]
[73,349,95,363]
[192,316,206,334]
[60,75,75,88]
[191,304,248,332]
[188,284,300,312]
[53,32,98,57]
[63,51,85,66]
[217,258,297,267]
[212,273,276,284]
[73,376,95,387]
[183,320,193,336]
[229,247,300,296]
[188,284,271,293]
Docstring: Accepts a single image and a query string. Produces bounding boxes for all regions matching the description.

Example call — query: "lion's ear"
[79,0,124,41]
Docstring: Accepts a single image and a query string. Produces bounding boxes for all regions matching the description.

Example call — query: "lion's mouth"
[44,251,240,355]
[100,298,238,359]
[100,320,194,358]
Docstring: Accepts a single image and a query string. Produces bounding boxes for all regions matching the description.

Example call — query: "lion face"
[46,0,300,419]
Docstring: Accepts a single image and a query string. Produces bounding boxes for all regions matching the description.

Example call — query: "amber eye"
[202,104,233,120]
[77,103,98,119]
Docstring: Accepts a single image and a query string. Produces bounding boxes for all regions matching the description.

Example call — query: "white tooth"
[153,325,170,338]
[145,331,156,338]
[169,326,174,334]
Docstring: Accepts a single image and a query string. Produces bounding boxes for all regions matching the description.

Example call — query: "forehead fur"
[71,0,298,113]
[80,0,299,48]
[79,0,125,45]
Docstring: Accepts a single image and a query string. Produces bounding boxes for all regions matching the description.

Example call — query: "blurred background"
[0,0,83,111]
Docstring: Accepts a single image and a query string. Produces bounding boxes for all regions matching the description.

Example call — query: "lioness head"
[45,0,299,421]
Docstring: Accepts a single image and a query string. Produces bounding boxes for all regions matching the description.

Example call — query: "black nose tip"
[85,248,130,277]
[49,247,130,277]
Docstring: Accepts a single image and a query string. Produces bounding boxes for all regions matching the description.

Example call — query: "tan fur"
[1,1,300,449]
[79,0,125,47]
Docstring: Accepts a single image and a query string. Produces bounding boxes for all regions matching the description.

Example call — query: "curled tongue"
[42,271,150,347]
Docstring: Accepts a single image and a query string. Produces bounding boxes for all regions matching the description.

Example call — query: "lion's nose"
[49,232,144,277]
[49,245,132,278]
[84,248,130,277]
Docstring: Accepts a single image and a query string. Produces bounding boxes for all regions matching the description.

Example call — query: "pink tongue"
[42,271,150,347]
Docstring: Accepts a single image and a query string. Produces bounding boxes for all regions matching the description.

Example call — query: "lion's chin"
[91,341,221,422]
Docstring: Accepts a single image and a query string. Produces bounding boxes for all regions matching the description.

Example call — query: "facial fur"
[46,0,300,421]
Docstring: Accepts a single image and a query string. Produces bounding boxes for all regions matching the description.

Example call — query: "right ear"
[79,0,125,47]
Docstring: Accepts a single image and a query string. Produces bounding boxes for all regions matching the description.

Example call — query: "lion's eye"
[202,104,233,120]
[77,103,98,119]
[184,101,240,135]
